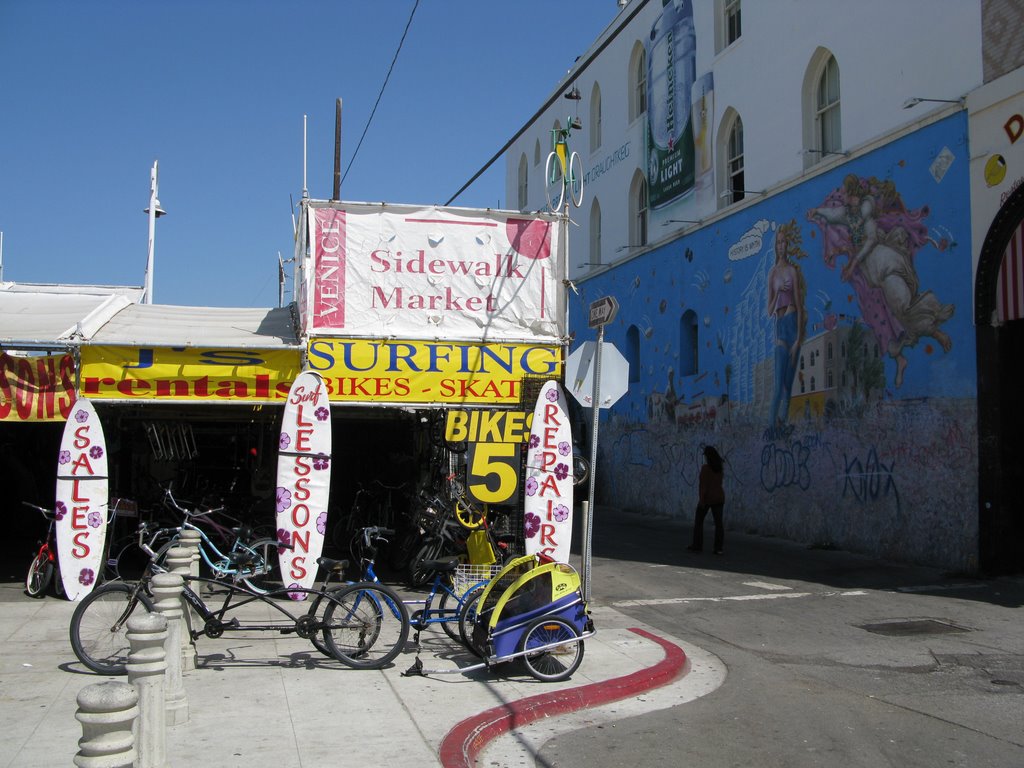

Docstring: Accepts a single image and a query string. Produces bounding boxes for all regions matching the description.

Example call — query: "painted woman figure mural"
[766,220,807,426]
[808,175,954,388]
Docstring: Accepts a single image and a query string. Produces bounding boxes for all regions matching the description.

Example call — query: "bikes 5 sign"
[55,399,108,601]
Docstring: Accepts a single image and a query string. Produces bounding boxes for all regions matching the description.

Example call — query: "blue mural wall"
[569,114,978,571]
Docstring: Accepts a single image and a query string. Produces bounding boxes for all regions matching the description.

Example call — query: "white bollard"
[177,528,202,580]
[74,681,138,768]
[127,611,168,768]
[152,571,189,726]
[164,544,196,671]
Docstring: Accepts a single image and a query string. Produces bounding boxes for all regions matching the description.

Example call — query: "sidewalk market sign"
[295,202,566,343]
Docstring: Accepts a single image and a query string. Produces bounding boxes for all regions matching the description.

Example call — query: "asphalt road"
[540,507,1024,768]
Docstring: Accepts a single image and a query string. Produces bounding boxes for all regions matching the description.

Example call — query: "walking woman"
[688,445,725,554]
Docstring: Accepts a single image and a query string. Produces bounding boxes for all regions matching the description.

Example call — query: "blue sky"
[0,1,613,307]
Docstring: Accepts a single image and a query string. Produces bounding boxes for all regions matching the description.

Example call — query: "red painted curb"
[438,627,689,768]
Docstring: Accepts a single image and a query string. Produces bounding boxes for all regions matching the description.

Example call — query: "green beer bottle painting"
[646,0,697,209]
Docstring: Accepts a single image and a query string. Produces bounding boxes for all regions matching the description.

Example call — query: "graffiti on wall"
[572,114,979,570]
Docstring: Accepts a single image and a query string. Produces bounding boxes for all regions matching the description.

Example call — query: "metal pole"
[144,162,158,304]
[333,98,342,201]
[582,325,604,603]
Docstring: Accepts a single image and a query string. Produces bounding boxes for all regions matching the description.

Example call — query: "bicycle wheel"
[519,616,584,682]
[70,582,156,675]
[457,582,487,653]
[407,539,443,588]
[573,452,590,487]
[544,151,566,212]
[25,551,53,598]
[454,498,486,530]
[437,586,466,643]
[568,151,584,209]
[321,582,410,670]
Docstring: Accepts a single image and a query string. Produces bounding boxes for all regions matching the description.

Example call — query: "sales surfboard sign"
[275,370,332,598]
[523,380,574,562]
[55,399,109,601]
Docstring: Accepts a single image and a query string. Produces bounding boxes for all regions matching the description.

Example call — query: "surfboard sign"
[523,380,574,562]
[55,399,109,601]
[276,370,332,599]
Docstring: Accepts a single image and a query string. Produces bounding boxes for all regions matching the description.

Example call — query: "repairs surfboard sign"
[276,370,332,598]
[523,380,574,562]
[55,399,109,601]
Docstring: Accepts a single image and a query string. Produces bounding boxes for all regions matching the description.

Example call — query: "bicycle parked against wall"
[69,532,409,675]
[352,526,490,644]
[23,502,64,599]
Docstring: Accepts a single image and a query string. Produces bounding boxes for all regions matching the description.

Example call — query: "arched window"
[810,376,816,391]
[720,113,744,206]
[534,138,542,167]
[816,55,841,155]
[802,49,842,167]
[517,154,528,210]
[827,342,833,360]
[590,82,602,153]
[629,170,648,248]
[679,310,699,376]
[626,325,641,384]
[629,42,646,122]
[589,197,602,268]
[715,0,742,53]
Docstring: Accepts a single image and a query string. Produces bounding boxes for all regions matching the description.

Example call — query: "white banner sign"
[305,203,565,342]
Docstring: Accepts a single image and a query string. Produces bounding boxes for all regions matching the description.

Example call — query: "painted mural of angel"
[807,175,953,388]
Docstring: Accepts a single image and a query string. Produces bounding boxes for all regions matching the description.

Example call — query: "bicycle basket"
[453,562,503,597]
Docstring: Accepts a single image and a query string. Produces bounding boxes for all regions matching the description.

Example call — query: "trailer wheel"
[519,616,584,682]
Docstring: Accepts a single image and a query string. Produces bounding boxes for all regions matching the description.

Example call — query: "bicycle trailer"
[404,554,594,682]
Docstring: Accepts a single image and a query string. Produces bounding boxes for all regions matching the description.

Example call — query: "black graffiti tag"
[760,441,812,492]
[841,447,901,513]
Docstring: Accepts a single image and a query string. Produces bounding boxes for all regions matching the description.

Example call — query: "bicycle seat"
[316,556,349,574]
[421,556,460,573]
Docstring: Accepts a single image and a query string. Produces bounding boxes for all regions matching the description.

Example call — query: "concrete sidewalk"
[0,582,722,768]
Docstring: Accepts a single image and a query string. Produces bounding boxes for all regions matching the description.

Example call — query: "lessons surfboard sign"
[523,380,574,562]
[276,370,332,598]
[55,399,109,601]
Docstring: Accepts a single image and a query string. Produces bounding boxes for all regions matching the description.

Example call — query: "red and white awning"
[997,218,1024,323]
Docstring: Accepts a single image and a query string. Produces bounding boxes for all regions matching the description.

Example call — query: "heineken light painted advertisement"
[646,0,697,209]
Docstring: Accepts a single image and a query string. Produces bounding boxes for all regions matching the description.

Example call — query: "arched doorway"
[974,184,1024,575]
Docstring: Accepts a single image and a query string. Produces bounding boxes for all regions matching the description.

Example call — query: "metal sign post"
[581,296,618,603]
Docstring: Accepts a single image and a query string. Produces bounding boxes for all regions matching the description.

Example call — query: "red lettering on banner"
[296,428,313,452]
[295,476,310,501]
[538,474,559,496]
[1006,114,1024,144]
[315,209,347,328]
[0,353,76,422]
[292,503,310,528]
[539,523,556,546]
[73,531,91,559]
[295,456,311,476]
[74,425,92,450]
[71,454,95,476]
[71,478,91,502]
[291,528,310,553]
[289,557,307,581]
[72,506,89,530]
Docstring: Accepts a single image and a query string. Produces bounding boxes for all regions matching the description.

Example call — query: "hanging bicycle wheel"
[545,151,566,212]
[25,552,53,598]
[321,582,410,669]
[519,615,585,682]
[568,151,584,209]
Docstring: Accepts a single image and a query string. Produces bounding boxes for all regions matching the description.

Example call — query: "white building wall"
[506,0,983,279]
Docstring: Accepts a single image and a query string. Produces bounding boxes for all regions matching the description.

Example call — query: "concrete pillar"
[151,571,189,726]
[127,611,168,768]
[73,681,138,768]
[177,528,202,580]
[164,544,195,671]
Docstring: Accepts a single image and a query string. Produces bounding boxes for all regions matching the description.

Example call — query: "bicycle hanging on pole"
[544,88,585,214]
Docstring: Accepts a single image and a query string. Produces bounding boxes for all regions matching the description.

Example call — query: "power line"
[342,0,420,187]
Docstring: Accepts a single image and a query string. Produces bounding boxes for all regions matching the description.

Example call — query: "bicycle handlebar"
[22,501,55,520]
